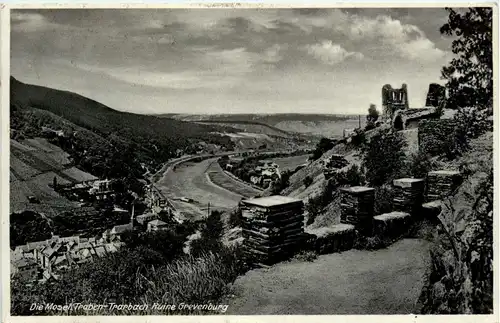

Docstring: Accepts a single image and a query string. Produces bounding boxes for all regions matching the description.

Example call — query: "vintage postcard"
[1,3,498,322]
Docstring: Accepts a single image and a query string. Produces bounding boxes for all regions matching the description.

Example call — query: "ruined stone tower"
[382,83,409,119]
[425,83,446,107]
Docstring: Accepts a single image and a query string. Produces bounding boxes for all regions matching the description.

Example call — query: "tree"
[367,104,379,123]
[311,137,335,160]
[440,8,493,111]
[303,176,313,188]
[366,104,380,130]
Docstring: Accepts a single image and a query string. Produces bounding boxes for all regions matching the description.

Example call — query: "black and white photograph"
[5,4,496,318]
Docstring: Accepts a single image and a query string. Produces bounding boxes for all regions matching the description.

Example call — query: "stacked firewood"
[240,196,305,266]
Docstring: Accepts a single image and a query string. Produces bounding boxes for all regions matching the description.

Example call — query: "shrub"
[139,246,248,314]
[310,137,335,161]
[407,151,435,179]
[11,246,248,315]
[190,211,225,257]
[374,185,395,215]
[454,107,491,139]
[343,164,365,186]
[121,229,187,262]
[291,250,318,262]
[227,208,243,228]
[354,235,392,251]
[351,128,366,147]
[270,170,291,195]
[363,129,407,186]
[10,211,53,247]
[303,176,313,188]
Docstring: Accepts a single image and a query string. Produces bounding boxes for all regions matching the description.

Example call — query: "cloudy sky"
[11,8,458,115]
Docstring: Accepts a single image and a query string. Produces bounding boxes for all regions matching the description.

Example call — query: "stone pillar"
[426,170,463,202]
[392,178,425,216]
[340,186,375,235]
[240,196,304,266]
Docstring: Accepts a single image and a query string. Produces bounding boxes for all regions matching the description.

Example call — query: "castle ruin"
[382,83,409,119]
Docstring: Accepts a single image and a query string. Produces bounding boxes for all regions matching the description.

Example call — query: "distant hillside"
[198,120,291,138]
[10,77,236,156]
[10,77,247,198]
[164,113,365,138]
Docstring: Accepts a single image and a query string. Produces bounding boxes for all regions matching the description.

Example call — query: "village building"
[11,258,39,282]
[109,223,134,236]
[41,126,66,137]
[89,179,113,200]
[11,234,124,283]
[136,212,159,225]
[147,219,168,232]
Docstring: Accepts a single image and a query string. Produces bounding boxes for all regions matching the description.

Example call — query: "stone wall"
[418,119,458,156]
[305,224,355,254]
[239,169,462,264]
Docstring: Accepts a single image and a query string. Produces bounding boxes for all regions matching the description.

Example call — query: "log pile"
[373,212,411,238]
[426,170,463,201]
[240,196,305,266]
[392,178,425,216]
[305,224,355,255]
[340,186,375,235]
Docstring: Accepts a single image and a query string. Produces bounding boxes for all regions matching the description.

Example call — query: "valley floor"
[226,239,430,315]
[156,158,245,220]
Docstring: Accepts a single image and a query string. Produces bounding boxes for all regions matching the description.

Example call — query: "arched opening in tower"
[394,115,404,131]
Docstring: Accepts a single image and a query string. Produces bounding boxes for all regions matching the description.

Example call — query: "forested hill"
[10,77,235,153]
[10,77,236,186]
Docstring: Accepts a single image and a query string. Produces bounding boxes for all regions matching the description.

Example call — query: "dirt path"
[226,239,430,315]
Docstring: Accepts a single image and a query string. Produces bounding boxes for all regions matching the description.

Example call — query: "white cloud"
[346,14,449,62]
[305,41,364,65]
[399,37,447,62]
[68,61,238,90]
[11,12,53,32]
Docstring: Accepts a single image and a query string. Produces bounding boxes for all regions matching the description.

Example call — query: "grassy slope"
[10,137,93,216]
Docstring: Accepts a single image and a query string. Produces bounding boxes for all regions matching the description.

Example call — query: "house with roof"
[110,223,133,235]
[147,219,168,232]
[34,241,67,273]
[11,258,39,282]
[136,212,159,226]
[250,175,262,185]
[13,232,125,284]
[89,179,113,200]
